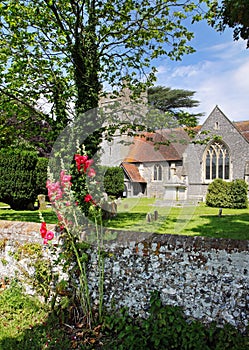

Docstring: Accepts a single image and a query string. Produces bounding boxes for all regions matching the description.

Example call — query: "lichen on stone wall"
[0,226,248,331]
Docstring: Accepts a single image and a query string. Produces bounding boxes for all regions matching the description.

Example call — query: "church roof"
[122,108,249,165]
[121,162,146,183]
[123,129,190,163]
[234,121,249,142]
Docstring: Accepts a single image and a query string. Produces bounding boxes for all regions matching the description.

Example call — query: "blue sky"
[154,21,249,124]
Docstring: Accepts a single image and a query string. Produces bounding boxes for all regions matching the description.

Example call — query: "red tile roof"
[121,162,146,183]
[124,129,190,163]
[122,121,249,166]
[234,121,249,142]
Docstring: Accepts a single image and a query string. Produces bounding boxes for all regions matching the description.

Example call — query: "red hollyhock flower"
[74,154,88,172]
[83,159,94,172]
[84,194,93,202]
[74,154,94,173]
[40,222,47,238]
[40,222,54,243]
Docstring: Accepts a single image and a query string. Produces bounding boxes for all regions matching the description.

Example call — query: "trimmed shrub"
[206,178,248,209]
[0,148,38,210]
[103,167,124,198]
[230,179,248,209]
[206,179,230,208]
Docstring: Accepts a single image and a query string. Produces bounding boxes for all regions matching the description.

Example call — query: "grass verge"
[0,283,248,349]
[0,281,70,349]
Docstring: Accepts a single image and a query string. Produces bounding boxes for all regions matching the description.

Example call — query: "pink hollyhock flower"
[60,170,72,186]
[60,170,65,181]
[57,212,63,222]
[46,231,54,240]
[46,181,63,201]
[46,179,51,188]
[87,168,96,177]
[84,194,93,202]
[43,238,48,244]
[55,188,63,201]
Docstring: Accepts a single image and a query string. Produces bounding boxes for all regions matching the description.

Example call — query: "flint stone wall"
[0,221,248,331]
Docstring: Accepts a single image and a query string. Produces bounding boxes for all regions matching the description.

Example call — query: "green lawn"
[0,199,249,240]
[0,203,57,224]
[104,198,249,240]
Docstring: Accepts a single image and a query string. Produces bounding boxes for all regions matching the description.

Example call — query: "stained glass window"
[204,142,230,180]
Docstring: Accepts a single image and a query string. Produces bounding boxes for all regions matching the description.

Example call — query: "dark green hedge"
[206,178,248,209]
[103,167,124,198]
[35,157,49,195]
[0,148,48,210]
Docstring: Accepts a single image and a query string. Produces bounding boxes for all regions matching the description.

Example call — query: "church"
[100,105,249,201]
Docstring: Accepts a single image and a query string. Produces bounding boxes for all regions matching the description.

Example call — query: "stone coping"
[0,220,56,233]
[102,229,249,252]
[0,220,57,243]
[0,220,248,252]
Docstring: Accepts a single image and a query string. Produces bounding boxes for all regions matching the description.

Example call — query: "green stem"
[72,235,92,326]
[63,220,92,327]
[95,210,104,322]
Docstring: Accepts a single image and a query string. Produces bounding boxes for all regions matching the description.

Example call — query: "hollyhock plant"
[43,151,104,328]
[70,152,99,218]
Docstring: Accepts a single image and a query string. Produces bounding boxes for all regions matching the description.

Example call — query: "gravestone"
[154,210,158,221]
[38,194,46,210]
[146,213,152,222]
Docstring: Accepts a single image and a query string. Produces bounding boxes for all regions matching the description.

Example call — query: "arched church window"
[204,142,230,180]
[153,164,162,181]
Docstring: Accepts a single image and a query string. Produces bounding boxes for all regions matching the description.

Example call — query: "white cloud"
[154,38,249,123]
[171,61,211,78]
[233,60,249,90]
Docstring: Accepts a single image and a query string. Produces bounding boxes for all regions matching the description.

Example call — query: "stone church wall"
[185,107,249,200]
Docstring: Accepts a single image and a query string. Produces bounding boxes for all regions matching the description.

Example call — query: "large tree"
[147,86,203,128]
[0,94,54,155]
[0,1,213,155]
[209,0,249,47]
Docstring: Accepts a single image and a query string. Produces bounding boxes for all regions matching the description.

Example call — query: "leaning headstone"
[146,213,152,222]
[38,194,47,210]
